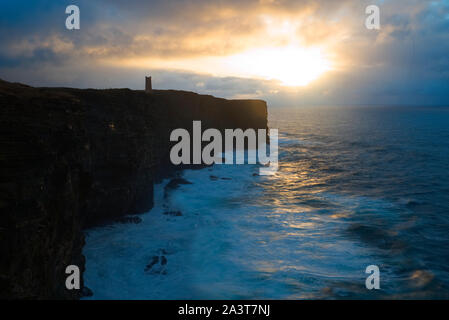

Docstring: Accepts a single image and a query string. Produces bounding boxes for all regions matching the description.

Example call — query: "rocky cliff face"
[0,79,267,299]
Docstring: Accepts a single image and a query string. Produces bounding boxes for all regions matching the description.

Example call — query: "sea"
[83,105,449,299]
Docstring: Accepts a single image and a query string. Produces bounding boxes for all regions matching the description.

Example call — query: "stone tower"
[145,76,152,93]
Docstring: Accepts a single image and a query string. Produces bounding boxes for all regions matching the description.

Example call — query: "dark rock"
[210,175,219,180]
[81,286,94,297]
[163,211,182,216]
[163,178,192,199]
[0,79,268,299]
[165,178,192,190]
[116,216,142,224]
[144,256,160,272]
[145,254,167,274]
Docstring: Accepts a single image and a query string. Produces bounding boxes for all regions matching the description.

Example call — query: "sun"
[225,46,332,86]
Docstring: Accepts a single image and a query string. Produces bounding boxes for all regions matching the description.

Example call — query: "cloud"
[0,0,448,106]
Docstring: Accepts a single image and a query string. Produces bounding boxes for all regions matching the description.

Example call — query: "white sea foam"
[83,154,384,299]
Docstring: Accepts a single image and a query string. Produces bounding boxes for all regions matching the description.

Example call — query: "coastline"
[0,79,268,299]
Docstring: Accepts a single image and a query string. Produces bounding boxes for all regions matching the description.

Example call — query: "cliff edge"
[0,79,268,299]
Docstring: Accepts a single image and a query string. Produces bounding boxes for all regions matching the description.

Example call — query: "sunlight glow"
[225,46,332,86]
[108,45,333,88]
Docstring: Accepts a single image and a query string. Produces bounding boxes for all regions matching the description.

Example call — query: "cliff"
[0,79,268,299]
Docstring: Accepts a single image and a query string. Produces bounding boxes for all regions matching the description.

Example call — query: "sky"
[0,0,448,107]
